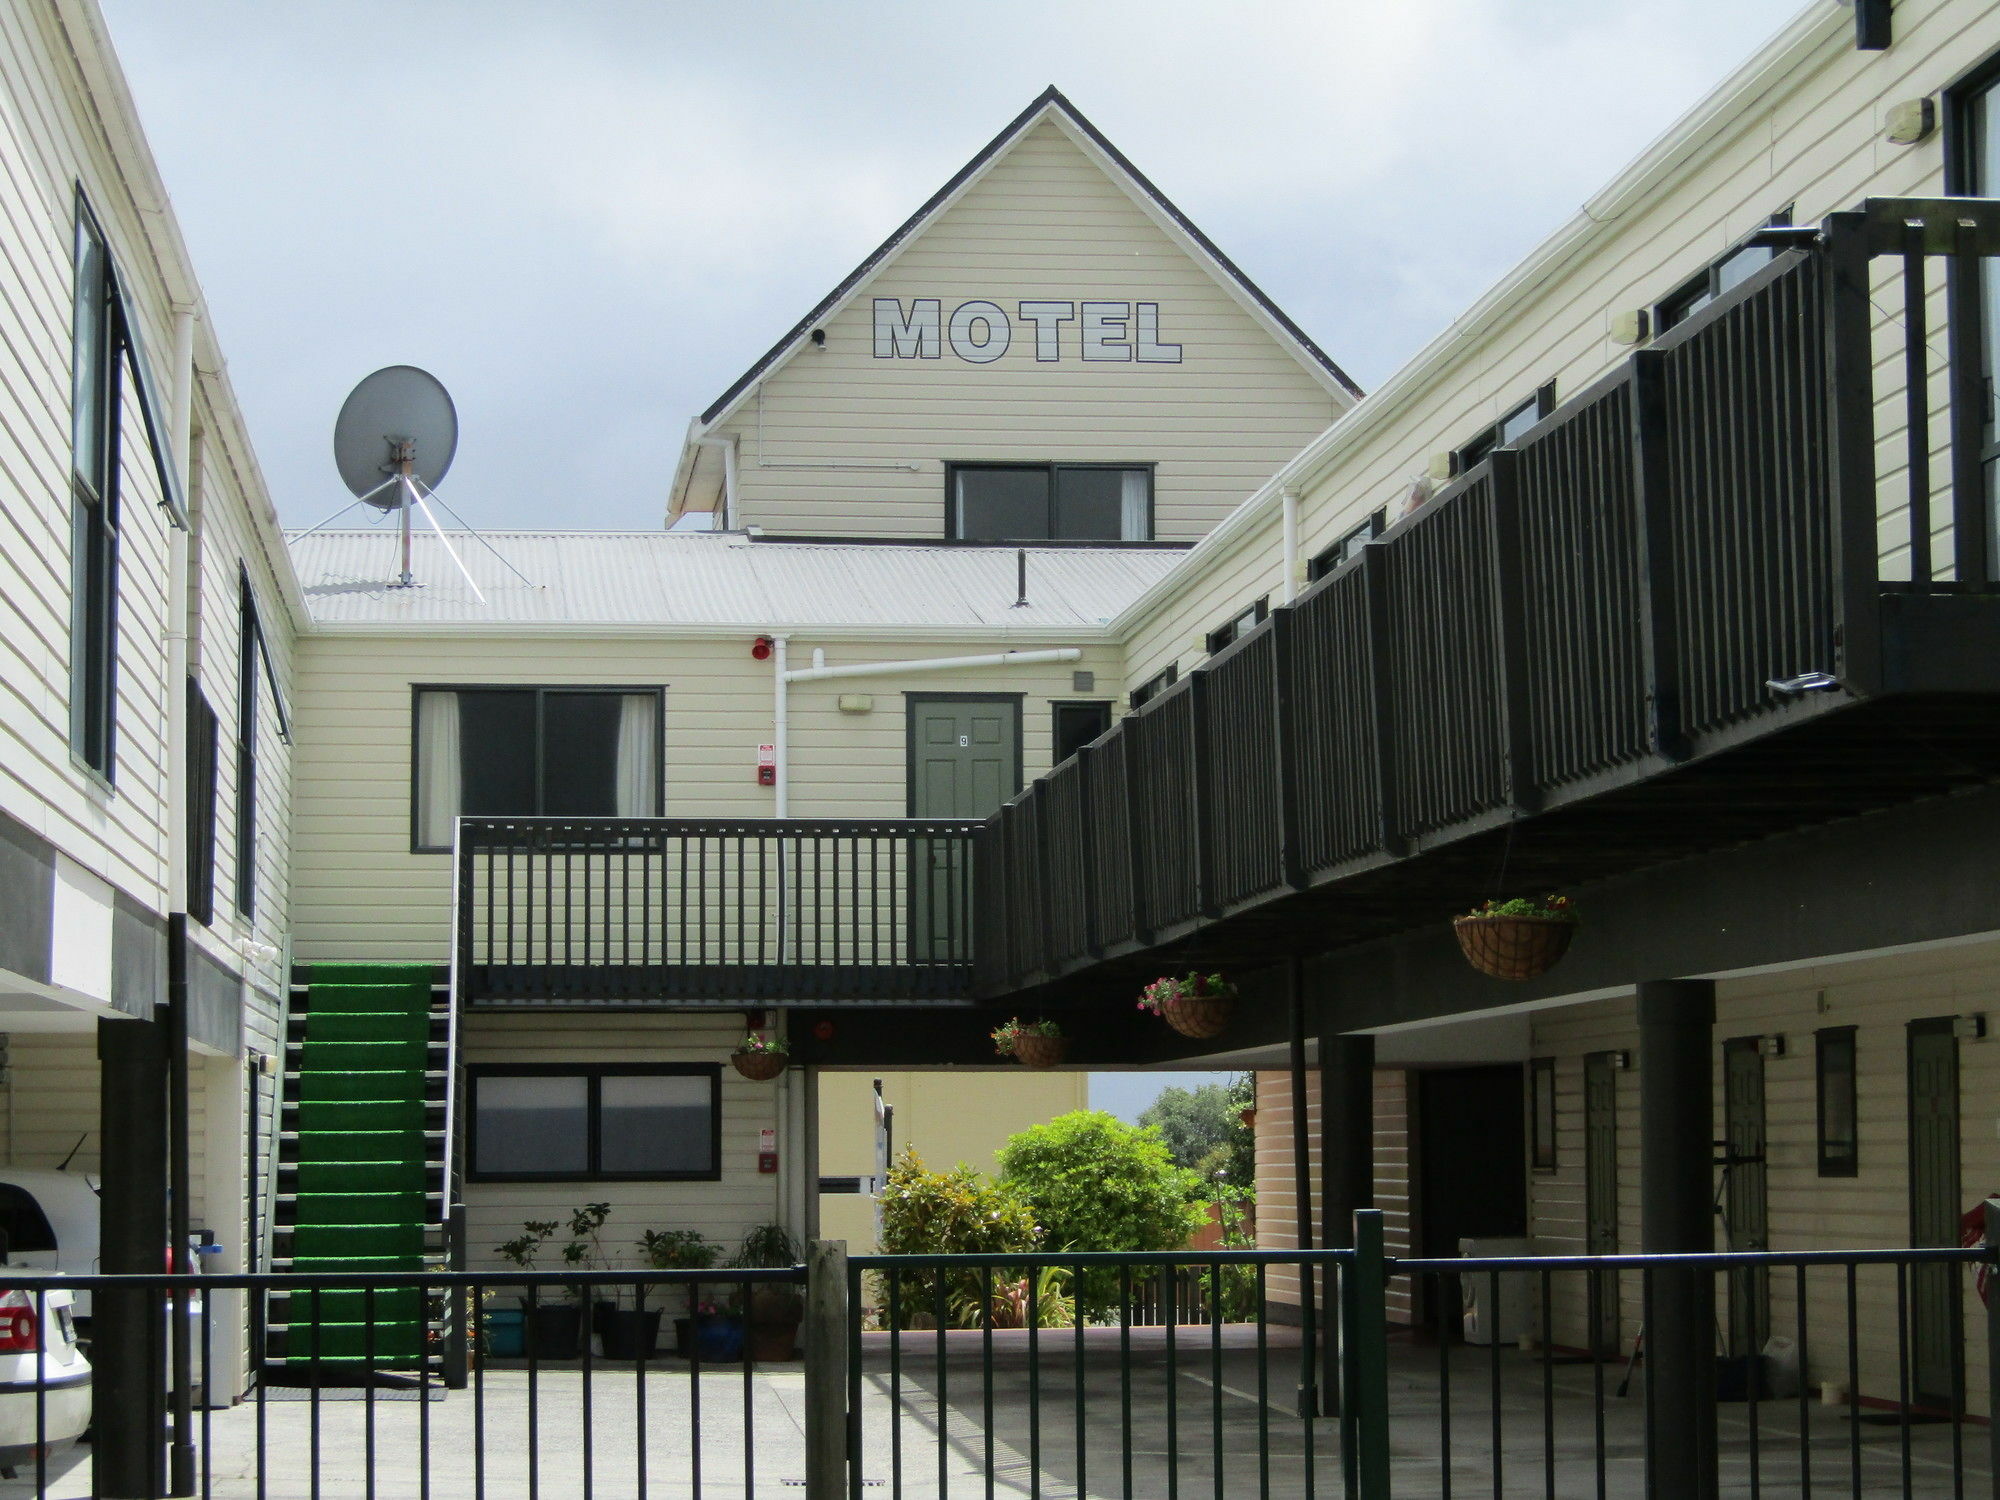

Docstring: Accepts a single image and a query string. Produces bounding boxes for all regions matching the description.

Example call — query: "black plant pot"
[673,1316,692,1355]
[597,1306,663,1361]
[521,1301,582,1360]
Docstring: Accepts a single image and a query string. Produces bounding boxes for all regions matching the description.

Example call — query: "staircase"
[269,963,452,1375]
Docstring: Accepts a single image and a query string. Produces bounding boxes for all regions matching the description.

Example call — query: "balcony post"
[1076,744,1101,955]
[1485,448,1539,813]
[1270,604,1306,890]
[1823,210,1884,692]
[1125,727,1153,944]
[1359,545,1405,856]
[1947,218,1992,591]
[1189,670,1217,917]
[1628,351,1688,762]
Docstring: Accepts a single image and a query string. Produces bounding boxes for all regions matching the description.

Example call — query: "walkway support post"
[1637,978,1718,1500]
[1320,1029,1375,1407]
[805,1239,850,1500]
[1287,957,1317,1418]
[1983,1200,2000,1493]
[95,1016,170,1499]
[1341,1208,1391,1500]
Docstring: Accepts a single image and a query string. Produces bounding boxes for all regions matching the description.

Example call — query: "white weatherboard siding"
[1528,938,2000,1410]
[697,118,1344,542]
[292,631,1124,962]
[459,1013,780,1273]
[1113,0,2000,691]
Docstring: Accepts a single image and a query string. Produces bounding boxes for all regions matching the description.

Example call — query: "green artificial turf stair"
[280,964,442,1369]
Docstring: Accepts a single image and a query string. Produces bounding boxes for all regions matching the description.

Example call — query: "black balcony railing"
[455,817,981,1005]
[975,200,2000,998]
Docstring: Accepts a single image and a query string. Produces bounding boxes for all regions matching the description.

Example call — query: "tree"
[875,1148,1040,1328]
[998,1110,1207,1254]
[1142,1075,1257,1204]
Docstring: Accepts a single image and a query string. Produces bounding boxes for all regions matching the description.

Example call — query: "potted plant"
[1452,895,1578,981]
[734,1223,804,1361]
[991,1017,1066,1068]
[731,1032,789,1081]
[494,1218,584,1359]
[1138,972,1237,1039]
[637,1227,720,1356]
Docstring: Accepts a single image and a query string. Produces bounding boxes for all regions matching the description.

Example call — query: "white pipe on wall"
[773,634,790,817]
[1281,486,1301,606]
[164,306,196,910]
[783,647,1081,685]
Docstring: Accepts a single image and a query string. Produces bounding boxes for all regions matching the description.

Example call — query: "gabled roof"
[693,87,1361,430]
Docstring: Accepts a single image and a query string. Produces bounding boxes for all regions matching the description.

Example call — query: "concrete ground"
[0,1329,1984,1497]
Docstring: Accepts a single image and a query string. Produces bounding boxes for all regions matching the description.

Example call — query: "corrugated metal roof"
[287,529,1184,632]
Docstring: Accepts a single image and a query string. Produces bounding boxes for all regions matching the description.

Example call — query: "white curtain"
[615,694,658,816]
[416,691,461,848]
[1120,469,1150,540]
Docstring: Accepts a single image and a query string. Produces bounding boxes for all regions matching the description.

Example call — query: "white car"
[0,1171,100,1322]
[0,1275,90,1476]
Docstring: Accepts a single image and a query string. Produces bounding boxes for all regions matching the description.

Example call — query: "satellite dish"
[333,365,458,509]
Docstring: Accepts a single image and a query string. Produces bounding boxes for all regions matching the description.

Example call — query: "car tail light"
[0,1292,40,1353]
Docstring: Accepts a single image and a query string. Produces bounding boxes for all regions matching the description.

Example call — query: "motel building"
[8,0,2000,1494]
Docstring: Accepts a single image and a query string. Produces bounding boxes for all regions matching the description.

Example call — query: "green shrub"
[875,1148,1040,1327]
[998,1110,1208,1314]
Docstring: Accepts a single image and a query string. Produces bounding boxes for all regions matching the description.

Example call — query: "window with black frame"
[1204,597,1268,655]
[1815,1026,1858,1177]
[1654,206,1795,332]
[1529,1056,1558,1172]
[1128,662,1177,709]
[1452,382,1555,473]
[70,200,122,778]
[412,686,661,849]
[949,463,1153,541]
[1051,700,1111,765]
[1951,63,2000,575]
[1307,509,1386,582]
[468,1065,720,1181]
[186,682,219,926]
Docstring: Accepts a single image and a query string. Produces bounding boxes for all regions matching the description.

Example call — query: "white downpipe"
[164,306,196,910]
[1281,486,1301,606]
[694,435,739,529]
[783,647,1082,685]
[773,634,790,818]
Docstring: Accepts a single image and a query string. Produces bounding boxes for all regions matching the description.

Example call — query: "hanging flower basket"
[731,1034,789,1081]
[1453,897,1578,982]
[991,1018,1066,1069]
[1139,974,1237,1039]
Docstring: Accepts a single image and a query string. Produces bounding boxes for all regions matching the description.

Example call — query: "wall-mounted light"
[810,328,827,347]
[1954,1013,1987,1041]
[1609,309,1651,346]
[1884,98,1937,146]
[1758,1034,1787,1058]
[1609,1050,1632,1071]
[837,694,873,715]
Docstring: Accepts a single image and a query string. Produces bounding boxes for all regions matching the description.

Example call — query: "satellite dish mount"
[296,365,509,600]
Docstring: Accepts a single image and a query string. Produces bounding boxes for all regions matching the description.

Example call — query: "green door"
[1907,1019,1962,1410]
[907,696,1020,960]
[1722,1038,1769,1357]
[1583,1051,1620,1354]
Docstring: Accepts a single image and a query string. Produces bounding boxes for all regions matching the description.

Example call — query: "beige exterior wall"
[689,115,1348,542]
[1525,938,2000,1407]
[459,1012,784,1273]
[815,1067,1089,1253]
[292,629,1123,962]
[1112,0,2000,693]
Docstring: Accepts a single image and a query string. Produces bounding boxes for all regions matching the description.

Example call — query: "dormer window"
[947,463,1153,541]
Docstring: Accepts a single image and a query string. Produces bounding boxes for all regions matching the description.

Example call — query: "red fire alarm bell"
[751,636,775,661]
[758,1128,779,1175]
[757,744,776,786]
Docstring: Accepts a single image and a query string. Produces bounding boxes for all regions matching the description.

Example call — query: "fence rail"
[455,817,981,1004]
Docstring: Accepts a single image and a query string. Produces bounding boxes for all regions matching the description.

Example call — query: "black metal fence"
[454,817,981,1004]
[19,1230,2000,1498]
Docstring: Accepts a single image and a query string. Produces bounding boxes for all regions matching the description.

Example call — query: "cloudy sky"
[100,0,1804,533]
